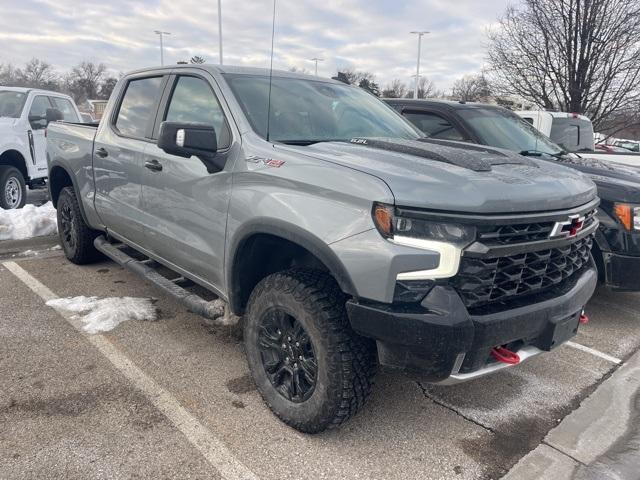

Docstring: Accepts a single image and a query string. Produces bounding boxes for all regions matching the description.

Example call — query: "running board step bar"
[94,236,224,320]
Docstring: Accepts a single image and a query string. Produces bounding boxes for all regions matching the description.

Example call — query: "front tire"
[0,165,26,210]
[57,186,101,264]
[244,269,377,433]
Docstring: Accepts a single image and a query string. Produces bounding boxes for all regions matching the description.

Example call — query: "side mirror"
[46,108,64,125]
[157,122,217,159]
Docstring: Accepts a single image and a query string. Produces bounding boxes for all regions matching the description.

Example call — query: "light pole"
[310,57,324,76]
[410,31,429,98]
[154,30,171,66]
[217,0,223,64]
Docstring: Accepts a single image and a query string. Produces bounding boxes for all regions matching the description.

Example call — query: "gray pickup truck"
[47,65,599,433]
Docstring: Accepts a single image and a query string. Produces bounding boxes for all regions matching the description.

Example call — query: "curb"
[501,349,640,479]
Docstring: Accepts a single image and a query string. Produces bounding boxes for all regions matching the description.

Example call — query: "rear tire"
[57,186,102,264]
[244,268,377,433]
[0,165,26,210]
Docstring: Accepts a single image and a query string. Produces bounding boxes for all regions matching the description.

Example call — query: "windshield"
[225,74,421,144]
[458,107,564,156]
[0,90,27,118]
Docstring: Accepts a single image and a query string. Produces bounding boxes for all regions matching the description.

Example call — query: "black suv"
[385,98,640,291]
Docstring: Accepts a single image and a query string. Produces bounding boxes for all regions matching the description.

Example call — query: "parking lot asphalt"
[1,239,638,480]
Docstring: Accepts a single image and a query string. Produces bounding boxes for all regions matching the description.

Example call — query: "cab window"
[115,76,164,139]
[403,111,465,141]
[164,76,231,149]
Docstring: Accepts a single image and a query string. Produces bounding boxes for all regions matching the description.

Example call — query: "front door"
[26,95,51,178]
[141,72,236,292]
[93,75,167,246]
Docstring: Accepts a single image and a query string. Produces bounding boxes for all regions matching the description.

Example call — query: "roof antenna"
[265,0,277,142]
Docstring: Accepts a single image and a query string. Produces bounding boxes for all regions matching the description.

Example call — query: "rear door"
[140,70,237,292]
[93,74,168,245]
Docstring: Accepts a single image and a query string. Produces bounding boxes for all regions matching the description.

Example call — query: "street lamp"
[154,30,171,66]
[410,31,429,99]
[217,0,223,64]
[310,57,324,76]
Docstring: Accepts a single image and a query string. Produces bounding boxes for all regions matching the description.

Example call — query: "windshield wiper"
[520,149,566,159]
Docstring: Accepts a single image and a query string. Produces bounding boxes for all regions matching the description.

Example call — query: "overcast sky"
[0,0,512,90]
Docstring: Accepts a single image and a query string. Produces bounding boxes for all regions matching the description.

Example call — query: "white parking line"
[565,341,622,365]
[3,261,259,480]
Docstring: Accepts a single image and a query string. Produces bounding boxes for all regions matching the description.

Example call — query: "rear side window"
[403,111,465,141]
[50,97,79,122]
[115,76,164,138]
[164,76,231,148]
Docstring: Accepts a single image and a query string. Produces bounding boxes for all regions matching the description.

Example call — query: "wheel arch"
[227,219,358,315]
[0,149,28,180]
[48,163,91,226]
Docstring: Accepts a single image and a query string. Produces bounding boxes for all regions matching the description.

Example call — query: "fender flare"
[226,218,358,313]
[48,162,91,227]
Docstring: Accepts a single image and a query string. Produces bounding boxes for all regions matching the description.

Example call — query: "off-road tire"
[244,268,377,433]
[57,186,102,264]
[0,165,26,209]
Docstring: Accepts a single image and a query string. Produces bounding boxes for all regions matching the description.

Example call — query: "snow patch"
[46,296,157,334]
[0,202,58,241]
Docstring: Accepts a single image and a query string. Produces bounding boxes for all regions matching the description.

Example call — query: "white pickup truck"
[0,87,83,209]
[516,110,640,167]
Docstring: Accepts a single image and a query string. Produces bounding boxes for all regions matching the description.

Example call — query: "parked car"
[595,144,632,153]
[614,140,640,152]
[0,86,82,209]
[48,66,598,432]
[515,110,640,167]
[387,98,640,291]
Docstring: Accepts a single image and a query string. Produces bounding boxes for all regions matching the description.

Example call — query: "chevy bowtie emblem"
[550,214,585,239]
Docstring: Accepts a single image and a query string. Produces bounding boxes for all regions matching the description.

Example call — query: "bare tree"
[98,77,118,100]
[487,0,640,130]
[65,61,107,103]
[382,79,408,98]
[190,55,206,64]
[451,74,492,102]
[0,63,19,86]
[405,77,441,99]
[16,58,58,89]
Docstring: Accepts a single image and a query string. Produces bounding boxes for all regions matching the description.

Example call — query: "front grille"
[477,210,597,246]
[451,235,593,311]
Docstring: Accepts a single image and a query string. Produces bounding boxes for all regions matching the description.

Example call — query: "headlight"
[372,202,476,280]
[372,202,476,244]
[613,203,640,231]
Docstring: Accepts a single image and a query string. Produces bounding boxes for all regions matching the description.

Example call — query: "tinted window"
[165,76,230,148]
[29,96,52,129]
[0,91,26,118]
[50,97,79,122]
[225,75,420,143]
[115,76,164,138]
[403,111,465,141]
[549,118,595,152]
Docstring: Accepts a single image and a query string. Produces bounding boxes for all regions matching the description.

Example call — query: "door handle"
[145,159,163,172]
[95,147,109,158]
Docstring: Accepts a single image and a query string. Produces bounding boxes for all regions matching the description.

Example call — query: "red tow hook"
[491,346,521,365]
[579,310,589,325]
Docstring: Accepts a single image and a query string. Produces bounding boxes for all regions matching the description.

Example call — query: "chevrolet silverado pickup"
[47,65,598,432]
[0,87,82,209]
[387,98,640,291]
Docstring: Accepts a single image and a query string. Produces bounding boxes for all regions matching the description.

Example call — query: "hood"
[0,117,18,128]
[289,138,597,214]
[552,154,640,203]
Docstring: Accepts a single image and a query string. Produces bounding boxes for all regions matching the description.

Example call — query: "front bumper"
[346,265,597,383]
[603,251,640,291]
